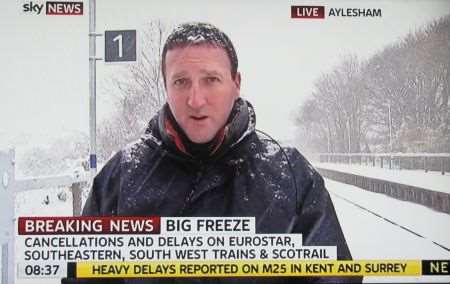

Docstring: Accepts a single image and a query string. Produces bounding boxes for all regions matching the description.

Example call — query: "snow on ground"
[326,178,450,283]
[316,162,450,194]
[327,178,450,249]
[15,187,74,217]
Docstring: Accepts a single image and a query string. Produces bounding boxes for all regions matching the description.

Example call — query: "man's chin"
[186,131,215,144]
[188,136,214,144]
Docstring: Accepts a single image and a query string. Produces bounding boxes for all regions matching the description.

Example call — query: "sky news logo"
[291,6,382,19]
[23,1,83,15]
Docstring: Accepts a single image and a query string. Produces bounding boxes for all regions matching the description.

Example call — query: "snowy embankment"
[315,162,450,194]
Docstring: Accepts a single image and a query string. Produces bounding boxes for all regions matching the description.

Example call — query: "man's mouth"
[190,115,208,121]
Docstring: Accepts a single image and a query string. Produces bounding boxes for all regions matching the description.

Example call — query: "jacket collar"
[143,98,256,161]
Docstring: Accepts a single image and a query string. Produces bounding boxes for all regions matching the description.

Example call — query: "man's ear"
[234,72,241,92]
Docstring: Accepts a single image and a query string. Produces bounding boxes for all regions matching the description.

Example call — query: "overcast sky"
[1,0,449,149]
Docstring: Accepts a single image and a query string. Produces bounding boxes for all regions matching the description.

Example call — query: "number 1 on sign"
[113,34,123,58]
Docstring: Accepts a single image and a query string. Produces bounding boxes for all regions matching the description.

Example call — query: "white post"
[0,149,15,284]
[327,131,330,153]
[388,103,393,152]
[347,120,351,154]
[1,244,7,284]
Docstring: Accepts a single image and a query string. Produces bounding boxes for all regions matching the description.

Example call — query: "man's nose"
[187,83,207,109]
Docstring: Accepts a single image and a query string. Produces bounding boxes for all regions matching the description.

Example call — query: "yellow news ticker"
[73,260,421,278]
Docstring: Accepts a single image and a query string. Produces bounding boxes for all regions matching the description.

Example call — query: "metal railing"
[318,153,450,175]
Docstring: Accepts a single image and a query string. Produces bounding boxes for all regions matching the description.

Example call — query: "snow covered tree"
[295,15,449,154]
[296,55,368,153]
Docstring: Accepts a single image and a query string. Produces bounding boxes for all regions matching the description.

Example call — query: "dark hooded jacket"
[63,99,361,284]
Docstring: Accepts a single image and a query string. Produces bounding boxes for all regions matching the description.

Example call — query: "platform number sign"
[105,30,136,62]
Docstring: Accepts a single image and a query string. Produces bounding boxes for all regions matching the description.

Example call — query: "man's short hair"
[161,22,239,86]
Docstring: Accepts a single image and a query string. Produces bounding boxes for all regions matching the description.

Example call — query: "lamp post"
[89,0,102,179]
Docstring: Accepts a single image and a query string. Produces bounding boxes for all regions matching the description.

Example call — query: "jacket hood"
[143,98,256,161]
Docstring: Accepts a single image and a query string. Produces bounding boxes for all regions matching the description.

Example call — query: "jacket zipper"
[179,161,204,215]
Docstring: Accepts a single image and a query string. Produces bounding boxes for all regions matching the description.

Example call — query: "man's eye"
[206,77,220,84]
[173,78,187,87]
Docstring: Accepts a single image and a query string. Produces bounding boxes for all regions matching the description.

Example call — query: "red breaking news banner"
[18,216,160,235]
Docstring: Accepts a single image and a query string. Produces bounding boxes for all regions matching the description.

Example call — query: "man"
[66,22,360,283]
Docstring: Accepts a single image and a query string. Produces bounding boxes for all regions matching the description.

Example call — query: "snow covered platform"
[326,179,450,283]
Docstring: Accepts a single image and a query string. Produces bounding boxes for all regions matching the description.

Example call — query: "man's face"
[164,45,241,143]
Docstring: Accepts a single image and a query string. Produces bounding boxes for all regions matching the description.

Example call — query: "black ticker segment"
[422,260,450,275]
[67,262,77,278]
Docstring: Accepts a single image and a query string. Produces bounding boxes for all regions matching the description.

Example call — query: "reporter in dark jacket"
[63,22,361,284]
